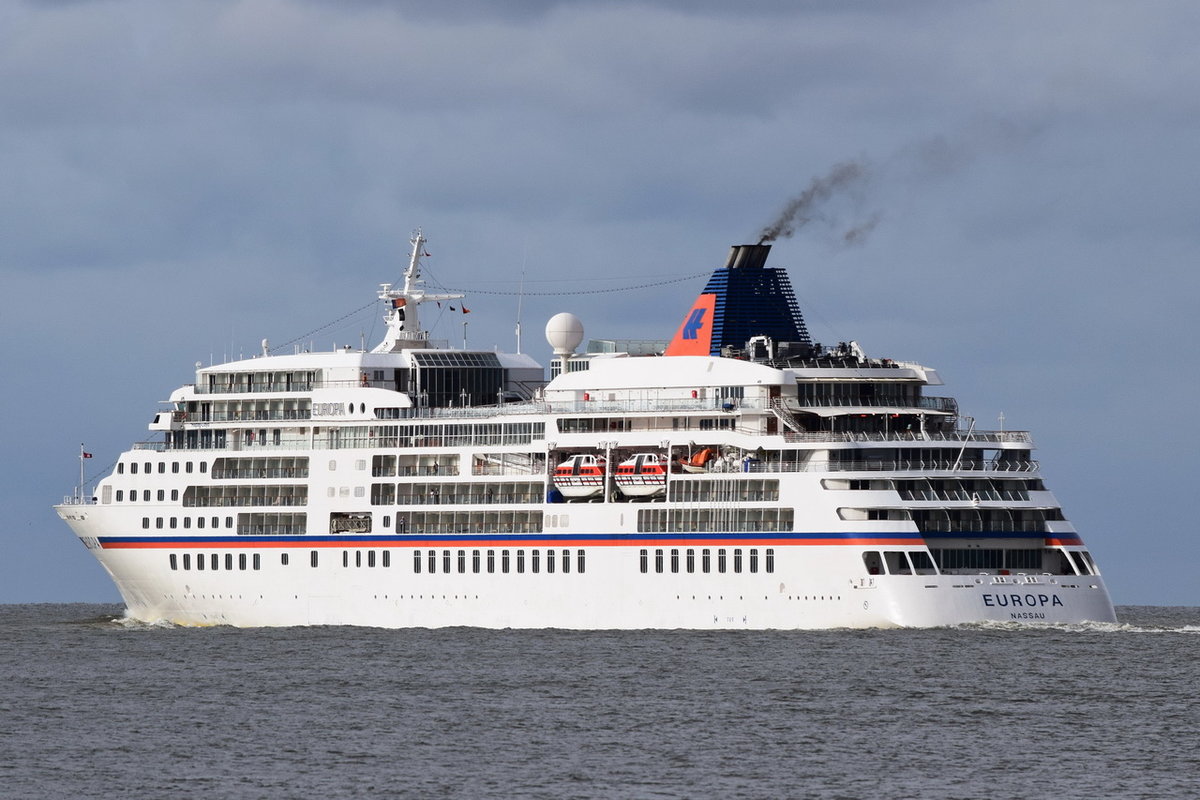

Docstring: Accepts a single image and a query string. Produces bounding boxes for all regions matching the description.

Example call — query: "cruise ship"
[55,232,1117,628]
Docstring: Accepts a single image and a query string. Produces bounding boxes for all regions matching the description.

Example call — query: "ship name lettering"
[313,403,346,417]
[982,593,1064,608]
[1010,611,1046,620]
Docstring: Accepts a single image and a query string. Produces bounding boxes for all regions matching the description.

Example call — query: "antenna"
[515,244,527,354]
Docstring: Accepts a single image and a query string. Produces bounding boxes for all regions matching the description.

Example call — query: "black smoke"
[758,160,876,245]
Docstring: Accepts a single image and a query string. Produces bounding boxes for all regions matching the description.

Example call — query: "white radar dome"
[545,312,584,355]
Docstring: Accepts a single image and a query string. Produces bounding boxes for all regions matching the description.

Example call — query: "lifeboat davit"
[552,454,607,499]
[614,453,668,497]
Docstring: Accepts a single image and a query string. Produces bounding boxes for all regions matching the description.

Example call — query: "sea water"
[0,604,1196,799]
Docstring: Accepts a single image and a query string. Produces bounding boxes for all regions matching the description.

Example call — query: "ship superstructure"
[55,233,1116,628]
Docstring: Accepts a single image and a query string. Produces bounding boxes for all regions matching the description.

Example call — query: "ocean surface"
[0,605,1196,800]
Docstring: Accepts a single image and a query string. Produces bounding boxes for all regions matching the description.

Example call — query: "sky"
[2,0,1197,606]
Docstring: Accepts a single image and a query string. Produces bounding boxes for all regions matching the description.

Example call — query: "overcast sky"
[3,0,1197,606]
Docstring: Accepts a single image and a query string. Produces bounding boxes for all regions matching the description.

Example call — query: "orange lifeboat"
[614,453,668,497]
[678,447,715,474]
[552,454,607,499]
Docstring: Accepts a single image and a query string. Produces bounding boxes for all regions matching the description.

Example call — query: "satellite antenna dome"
[545,312,584,356]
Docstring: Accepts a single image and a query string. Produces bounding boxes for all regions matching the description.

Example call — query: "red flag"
[82,452,93,458]
[462,306,471,314]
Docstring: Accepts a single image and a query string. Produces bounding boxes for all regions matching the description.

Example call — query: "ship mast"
[372,230,465,353]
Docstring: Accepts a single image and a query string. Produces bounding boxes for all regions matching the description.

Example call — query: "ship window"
[562,550,570,573]
[211,554,218,570]
[142,517,149,529]
[355,550,362,568]
[717,549,727,573]
[488,550,496,573]
[640,549,648,573]
[118,463,125,474]
[158,490,165,501]
[502,550,510,573]
[171,490,178,501]
[531,550,540,573]
[545,549,555,573]
[196,552,204,570]
[144,462,151,473]
[472,550,480,573]
[383,515,391,529]
[182,514,190,529]
[702,549,711,573]
[253,553,261,570]
[131,463,138,474]
[884,551,911,575]
[368,551,375,568]
[458,550,466,573]
[116,490,124,502]
[239,553,247,570]
[413,550,422,572]
[182,554,190,570]
[155,517,163,529]
[766,548,775,573]
[577,549,585,573]
[225,554,233,570]
[517,550,525,573]
[186,462,193,473]
[143,490,150,501]
[169,554,177,570]
[156,462,163,474]
[686,549,695,573]
[383,551,390,568]
[670,549,679,573]
[212,517,219,529]
[443,550,452,573]
[429,551,437,573]
[733,549,743,573]
[169,517,176,529]
[655,549,664,574]
[862,551,883,575]
[749,549,758,573]
[226,516,233,528]
[910,551,937,575]
[200,462,207,473]
[172,462,179,473]
[197,517,204,529]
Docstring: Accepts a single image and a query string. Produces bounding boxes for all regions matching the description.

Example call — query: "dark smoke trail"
[842,212,881,246]
[758,160,871,244]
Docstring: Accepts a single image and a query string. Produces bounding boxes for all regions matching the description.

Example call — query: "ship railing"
[731,459,1039,474]
[784,396,958,412]
[59,495,93,506]
[782,430,1031,444]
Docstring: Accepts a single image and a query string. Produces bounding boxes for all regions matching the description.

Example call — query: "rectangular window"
[169,554,178,570]
[183,517,191,529]
[211,553,219,570]
[355,550,362,568]
[226,517,233,528]
[640,549,648,573]
[517,550,525,573]
[171,489,179,501]
[368,551,376,568]
[670,548,679,573]
[186,462,193,473]
[343,550,349,568]
[158,462,165,474]
[212,517,219,529]
[562,550,571,573]
[225,553,233,570]
[766,548,775,573]
[312,550,319,568]
[429,551,437,573]
[577,549,585,574]
[158,490,165,501]
[143,490,150,501]
[172,462,179,474]
[253,553,261,570]
[382,551,390,568]
[686,549,695,573]
[414,550,422,573]
[749,549,758,573]
[734,548,743,573]
[182,553,191,570]
[116,490,124,502]
[119,463,125,474]
[239,553,247,570]
[200,462,207,473]
[131,463,138,474]
[531,550,540,573]
[169,517,177,529]
[472,550,481,573]
[546,549,555,573]
[488,549,496,573]
[655,549,664,574]
[458,550,466,573]
[702,548,711,573]
[155,517,163,529]
[196,552,205,570]
[142,517,150,529]
[383,515,391,529]
[197,516,205,529]
[718,549,727,573]
[443,550,451,573]
[502,550,510,573]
